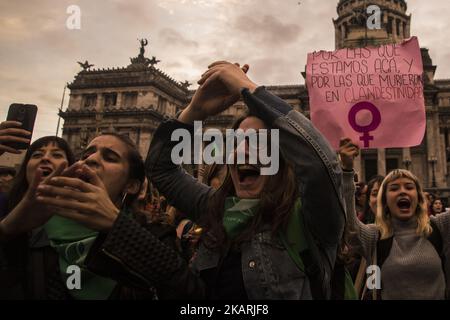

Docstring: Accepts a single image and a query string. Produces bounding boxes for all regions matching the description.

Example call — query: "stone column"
[116,92,123,108]
[383,11,388,25]
[341,24,346,48]
[446,128,450,186]
[438,130,448,187]
[96,94,103,112]
[378,148,386,176]
[432,109,446,188]
[404,19,411,38]
[95,94,103,135]
[392,16,397,40]
[398,20,404,40]
[402,148,412,171]
[426,110,436,187]
[335,25,340,49]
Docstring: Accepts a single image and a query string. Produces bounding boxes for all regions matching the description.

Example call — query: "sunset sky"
[1,0,449,140]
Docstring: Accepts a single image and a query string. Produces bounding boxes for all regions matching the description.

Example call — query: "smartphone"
[5,103,37,150]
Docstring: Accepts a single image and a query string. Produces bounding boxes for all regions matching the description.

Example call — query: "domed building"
[60,0,450,199]
[334,0,411,49]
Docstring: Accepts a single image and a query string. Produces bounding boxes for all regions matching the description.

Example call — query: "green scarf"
[223,197,260,240]
[222,196,357,300]
[44,215,117,300]
[223,196,306,271]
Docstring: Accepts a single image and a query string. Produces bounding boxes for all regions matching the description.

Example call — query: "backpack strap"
[428,219,447,299]
[354,257,367,298]
[330,261,345,300]
[376,235,394,269]
[299,248,326,300]
[279,198,328,300]
[369,234,394,300]
[428,219,443,257]
[279,230,326,300]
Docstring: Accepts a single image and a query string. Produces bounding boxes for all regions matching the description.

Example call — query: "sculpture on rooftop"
[129,38,160,69]
[149,56,161,68]
[77,60,94,71]
[138,38,148,57]
[349,7,367,28]
[180,80,191,89]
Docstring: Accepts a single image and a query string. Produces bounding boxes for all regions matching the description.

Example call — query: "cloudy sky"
[1,0,449,140]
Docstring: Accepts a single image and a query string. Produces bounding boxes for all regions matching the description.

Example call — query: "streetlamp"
[403,158,412,171]
[428,156,438,188]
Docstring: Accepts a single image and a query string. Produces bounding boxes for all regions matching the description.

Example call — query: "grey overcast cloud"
[1,0,449,140]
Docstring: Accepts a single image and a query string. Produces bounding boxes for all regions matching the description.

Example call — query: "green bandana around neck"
[222,197,357,299]
[222,197,306,270]
[222,197,260,240]
[44,214,117,300]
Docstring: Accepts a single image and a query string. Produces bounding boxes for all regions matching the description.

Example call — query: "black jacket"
[0,212,201,299]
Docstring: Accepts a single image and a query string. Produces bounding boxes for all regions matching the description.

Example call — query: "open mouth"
[39,167,53,177]
[397,198,411,211]
[236,164,260,184]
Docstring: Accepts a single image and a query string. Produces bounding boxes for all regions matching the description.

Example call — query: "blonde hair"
[375,169,432,239]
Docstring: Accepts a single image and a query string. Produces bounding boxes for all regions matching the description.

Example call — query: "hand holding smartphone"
[0,103,37,155]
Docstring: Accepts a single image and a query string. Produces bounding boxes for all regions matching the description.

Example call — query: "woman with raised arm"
[339,138,450,299]
[146,61,346,299]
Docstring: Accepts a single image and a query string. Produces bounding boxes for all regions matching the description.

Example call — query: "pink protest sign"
[306,37,425,149]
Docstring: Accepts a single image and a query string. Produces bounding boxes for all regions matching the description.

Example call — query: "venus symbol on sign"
[348,101,381,148]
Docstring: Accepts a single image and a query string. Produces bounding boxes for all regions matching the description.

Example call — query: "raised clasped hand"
[180,61,258,123]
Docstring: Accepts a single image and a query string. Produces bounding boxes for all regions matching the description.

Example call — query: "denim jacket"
[146,87,346,299]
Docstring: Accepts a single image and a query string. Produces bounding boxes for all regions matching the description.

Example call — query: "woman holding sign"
[339,139,450,300]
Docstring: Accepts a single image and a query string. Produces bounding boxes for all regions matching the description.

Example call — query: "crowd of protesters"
[0,61,449,300]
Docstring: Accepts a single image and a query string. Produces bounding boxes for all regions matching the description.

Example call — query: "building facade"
[60,0,450,198]
[61,41,189,158]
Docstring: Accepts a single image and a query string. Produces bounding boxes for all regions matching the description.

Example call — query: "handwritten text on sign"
[306,37,425,149]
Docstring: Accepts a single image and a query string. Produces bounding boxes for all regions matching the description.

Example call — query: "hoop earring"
[121,192,128,209]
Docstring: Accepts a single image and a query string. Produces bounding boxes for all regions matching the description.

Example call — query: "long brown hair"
[200,114,298,251]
